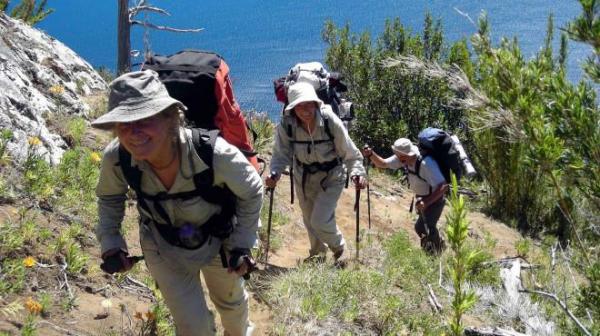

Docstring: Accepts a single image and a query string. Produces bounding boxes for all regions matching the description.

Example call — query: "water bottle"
[450,135,476,177]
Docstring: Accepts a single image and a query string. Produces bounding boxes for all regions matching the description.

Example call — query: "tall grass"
[266,232,445,335]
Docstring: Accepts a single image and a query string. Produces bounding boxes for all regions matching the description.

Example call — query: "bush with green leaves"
[53,147,101,222]
[322,13,472,157]
[468,13,599,240]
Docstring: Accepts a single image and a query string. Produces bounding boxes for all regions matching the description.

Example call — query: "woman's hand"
[416,199,426,212]
[352,175,367,189]
[228,262,249,277]
[101,248,134,274]
[265,172,281,189]
[362,145,373,159]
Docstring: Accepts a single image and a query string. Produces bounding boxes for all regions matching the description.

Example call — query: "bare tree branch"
[453,7,476,27]
[519,288,592,336]
[129,5,169,19]
[130,20,203,33]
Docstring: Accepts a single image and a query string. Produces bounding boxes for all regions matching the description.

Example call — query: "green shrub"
[445,175,478,335]
[65,117,87,146]
[322,14,471,157]
[22,142,55,200]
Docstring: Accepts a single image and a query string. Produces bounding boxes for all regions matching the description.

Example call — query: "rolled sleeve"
[95,140,129,254]
[331,114,365,177]
[213,138,264,251]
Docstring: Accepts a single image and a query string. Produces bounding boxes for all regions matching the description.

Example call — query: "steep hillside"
[0,148,533,335]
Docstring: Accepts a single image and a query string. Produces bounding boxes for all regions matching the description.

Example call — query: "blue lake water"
[37,1,589,119]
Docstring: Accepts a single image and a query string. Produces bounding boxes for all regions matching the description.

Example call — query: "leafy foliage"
[564,0,600,82]
[322,14,471,158]
[445,175,478,335]
[2,0,54,25]
[469,13,600,261]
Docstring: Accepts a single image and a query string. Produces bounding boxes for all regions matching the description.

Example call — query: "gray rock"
[0,12,107,165]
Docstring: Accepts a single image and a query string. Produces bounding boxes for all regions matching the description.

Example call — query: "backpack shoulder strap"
[409,156,427,183]
[118,145,141,193]
[323,116,334,141]
[118,144,160,222]
[190,128,236,206]
[190,128,219,188]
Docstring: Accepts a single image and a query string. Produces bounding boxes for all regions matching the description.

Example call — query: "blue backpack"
[415,127,463,183]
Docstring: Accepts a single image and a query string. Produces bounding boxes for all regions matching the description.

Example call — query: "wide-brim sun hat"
[285,82,323,111]
[91,70,186,129]
[392,138,419,157]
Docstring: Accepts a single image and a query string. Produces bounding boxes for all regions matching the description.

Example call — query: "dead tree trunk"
[117,0,131,74]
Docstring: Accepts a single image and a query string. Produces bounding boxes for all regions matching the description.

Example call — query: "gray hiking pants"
[295,167,346,256]
[140,221,252,336]
[415,198,446,240]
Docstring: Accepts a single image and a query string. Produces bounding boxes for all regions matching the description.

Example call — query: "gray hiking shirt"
[95,128,264,255]
[270,105,366,178]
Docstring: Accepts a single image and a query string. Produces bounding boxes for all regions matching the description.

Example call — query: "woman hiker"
[363,138,447,254]
[92,70,262,336]
[265,82,367,263]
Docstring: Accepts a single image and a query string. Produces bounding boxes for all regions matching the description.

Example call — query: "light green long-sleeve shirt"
[95,128,264,255]
[270,105,366,178]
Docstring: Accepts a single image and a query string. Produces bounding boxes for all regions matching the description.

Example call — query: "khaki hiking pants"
[140,221,252,336]
[295,167,346,257]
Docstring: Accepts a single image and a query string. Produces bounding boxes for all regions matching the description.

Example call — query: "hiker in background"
[92,70,262,336]
[363,138,448,254]
[266,82,367,263]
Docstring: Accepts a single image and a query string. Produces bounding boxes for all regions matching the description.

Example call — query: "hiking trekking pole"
[354,188,361,260]
[290,166,294,204]
[264,184,275,265]
[364,158,371,230]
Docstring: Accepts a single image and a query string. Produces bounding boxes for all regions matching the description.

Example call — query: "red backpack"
[142,50,260,172]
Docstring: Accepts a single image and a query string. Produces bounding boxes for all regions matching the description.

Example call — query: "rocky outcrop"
[0,12,107,164]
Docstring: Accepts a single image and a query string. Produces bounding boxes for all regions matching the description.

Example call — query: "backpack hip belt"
[152,215,232,250]
[296,157,342,197]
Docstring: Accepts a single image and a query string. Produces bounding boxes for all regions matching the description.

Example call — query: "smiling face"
[115,109,175,163]
[294,101,318,126]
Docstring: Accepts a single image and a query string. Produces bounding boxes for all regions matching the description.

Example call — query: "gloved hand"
[100,248,141,274]
[228,248,257,280]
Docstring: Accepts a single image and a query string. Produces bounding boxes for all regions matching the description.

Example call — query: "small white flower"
[101,299,113,309]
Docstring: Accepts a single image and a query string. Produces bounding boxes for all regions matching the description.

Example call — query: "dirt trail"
[248,171,522,334]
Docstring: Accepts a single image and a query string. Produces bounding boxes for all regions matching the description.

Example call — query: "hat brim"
[91,97,186,130]
[285,97,323,111]
[392,144,419,157]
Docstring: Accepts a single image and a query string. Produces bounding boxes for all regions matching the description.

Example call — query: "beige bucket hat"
[392,138,420,157]
[285,82,323,111]
[91,70,186,129]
